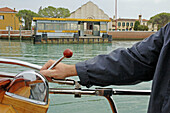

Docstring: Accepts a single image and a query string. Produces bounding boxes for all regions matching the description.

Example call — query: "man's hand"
[40,59,77,79]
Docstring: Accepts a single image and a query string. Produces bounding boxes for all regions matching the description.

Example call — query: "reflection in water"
[0,39,151,113]
[0,40,22,57]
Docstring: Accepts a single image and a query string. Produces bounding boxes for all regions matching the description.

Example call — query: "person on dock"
[40,23,170,113]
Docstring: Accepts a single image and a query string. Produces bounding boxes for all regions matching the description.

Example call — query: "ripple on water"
[0,39,150,113]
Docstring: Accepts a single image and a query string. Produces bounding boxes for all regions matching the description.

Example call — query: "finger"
[41,59,56,70]
[40,70,56,81]
[45,76,53,82]
[39,70,55,77]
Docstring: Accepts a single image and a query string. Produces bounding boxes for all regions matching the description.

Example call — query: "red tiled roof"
[117,18,149,22]
[142,19,149,21]
[0,7,17,12]
[117,18,137,21]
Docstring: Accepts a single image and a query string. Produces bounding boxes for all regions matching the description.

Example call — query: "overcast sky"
[0,0,169,20]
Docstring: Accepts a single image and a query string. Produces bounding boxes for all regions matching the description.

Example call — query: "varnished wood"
[13,86,31,98]
[8,78,27,93]
[0,78,11,88]
[2,95,49,113]
[0,78,11,102]
[0,104,16,113]
[0,89,5,102]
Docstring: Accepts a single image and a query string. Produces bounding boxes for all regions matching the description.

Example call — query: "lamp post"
[115,0,117,31]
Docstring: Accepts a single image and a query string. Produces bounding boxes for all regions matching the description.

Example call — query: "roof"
[0,7,17,12]
[117,18,149,22]
[117,18,137,21]
[70,1,109,19]
[33,17,111,22]
[142,19,149,22]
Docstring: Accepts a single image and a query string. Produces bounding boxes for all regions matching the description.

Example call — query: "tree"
[134,21,149,31]
[55,7,70,18]
[38,6,70,18]
[38,6,57,17]
[16,10,40,30]
[138,25,149,31]
[148,12,170,30]
[134,21,140,31]
[144,25,149,31]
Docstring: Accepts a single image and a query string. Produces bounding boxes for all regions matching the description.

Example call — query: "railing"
[0,58,151,113]
[0,28,34,39]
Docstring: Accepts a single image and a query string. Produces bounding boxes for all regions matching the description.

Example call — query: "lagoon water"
[0,39,151,113]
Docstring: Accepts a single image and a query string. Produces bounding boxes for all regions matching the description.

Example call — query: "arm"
[40,24,168,87]
[76,26,165,87]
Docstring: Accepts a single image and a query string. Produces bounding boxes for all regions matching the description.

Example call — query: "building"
[69,1,112,33]
[112,15,157,31]
[0,7,20,30]
[69,1,109,19]
[69,1,157,32]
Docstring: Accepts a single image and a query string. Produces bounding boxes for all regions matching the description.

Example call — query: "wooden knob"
[63,49,73,58]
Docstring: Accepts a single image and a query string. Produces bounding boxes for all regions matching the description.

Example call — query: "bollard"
[33,35,41,44]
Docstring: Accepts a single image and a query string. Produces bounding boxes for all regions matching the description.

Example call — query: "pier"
[34,35,112,44]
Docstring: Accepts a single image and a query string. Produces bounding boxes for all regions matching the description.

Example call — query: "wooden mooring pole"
[19,25,22,39]
[8,26,10,39]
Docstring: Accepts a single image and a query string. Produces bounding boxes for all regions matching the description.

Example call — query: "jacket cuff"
[76,61,91,88]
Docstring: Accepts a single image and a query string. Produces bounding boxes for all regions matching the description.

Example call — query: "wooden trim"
[0,104,16,113]
[2,95,49,113]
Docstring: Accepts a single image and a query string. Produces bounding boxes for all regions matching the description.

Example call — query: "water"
[0,39,151,113]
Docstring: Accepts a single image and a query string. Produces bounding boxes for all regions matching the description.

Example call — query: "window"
[118,22,121,27]
[143,23,147,26]
[100,24,107,31]
[62,23,67,30]
[37,23,44,30]
[67,23,71,30]
[126,22,129,26]
[45,24,54,30]
[130,22,133,26]
[54,24,60,30]
[122,22,125,26]
[70,23,77,30]
[0,15,4,20]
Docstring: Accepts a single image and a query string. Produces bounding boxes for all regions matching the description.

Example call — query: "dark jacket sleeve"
[76,25,166,88]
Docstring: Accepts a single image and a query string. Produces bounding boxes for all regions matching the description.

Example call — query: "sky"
[0,0,169,20]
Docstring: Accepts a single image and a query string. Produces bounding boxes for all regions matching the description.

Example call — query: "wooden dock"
[0,29,33,40]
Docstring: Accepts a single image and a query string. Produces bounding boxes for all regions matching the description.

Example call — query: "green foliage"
[134,21,140,31]
[134,21,148,31]
[38,6,70,18]
[16,10,40,30]
[38,6,57,17]
[137,25,149,31]
[56,7,70,18]
[148,12,170,30]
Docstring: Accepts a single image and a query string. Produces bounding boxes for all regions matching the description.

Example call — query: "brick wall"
[108,31,155,40]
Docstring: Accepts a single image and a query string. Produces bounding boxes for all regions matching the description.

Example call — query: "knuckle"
[49,59,55,63]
